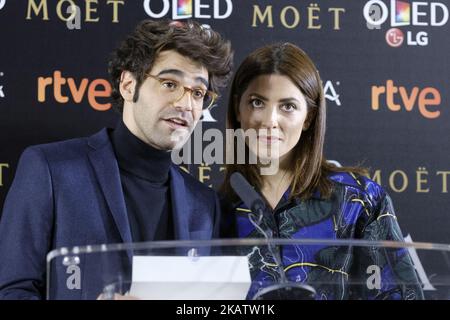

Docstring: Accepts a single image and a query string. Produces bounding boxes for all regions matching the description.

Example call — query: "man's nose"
[173,89,194,112]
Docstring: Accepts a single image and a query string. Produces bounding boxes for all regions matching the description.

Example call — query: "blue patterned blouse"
[221,172,424,300]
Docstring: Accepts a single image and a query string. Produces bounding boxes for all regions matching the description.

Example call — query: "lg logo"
[385,28,404,47]
[0,0,6,11]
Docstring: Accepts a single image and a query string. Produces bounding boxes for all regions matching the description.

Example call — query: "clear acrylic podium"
[46,238,450,300]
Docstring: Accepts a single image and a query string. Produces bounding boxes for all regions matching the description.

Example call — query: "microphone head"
[230,172,266,213]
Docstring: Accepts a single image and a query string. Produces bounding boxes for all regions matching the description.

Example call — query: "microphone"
[230,171,266,225]
[229,172,316,300]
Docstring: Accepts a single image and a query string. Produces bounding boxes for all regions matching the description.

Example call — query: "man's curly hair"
[108,19,233,113]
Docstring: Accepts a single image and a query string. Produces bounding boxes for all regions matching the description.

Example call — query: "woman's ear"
[119,71,136,102]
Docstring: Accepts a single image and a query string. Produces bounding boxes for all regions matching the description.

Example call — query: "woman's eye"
[281,103,297,112]
[250,99,263,108]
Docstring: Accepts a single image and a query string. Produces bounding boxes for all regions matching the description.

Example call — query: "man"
[0,20,233,299]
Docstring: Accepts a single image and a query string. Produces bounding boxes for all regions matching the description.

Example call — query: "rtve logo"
[143,0,233,20]
[26,0,124,23]
[364,0,449,47]
[371,80,442,119]
[37,71,112,111]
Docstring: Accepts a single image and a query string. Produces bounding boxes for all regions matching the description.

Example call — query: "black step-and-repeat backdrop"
[0,0,448,249]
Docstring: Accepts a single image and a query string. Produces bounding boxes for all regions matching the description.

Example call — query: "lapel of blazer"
[169,166,190,240]
[86,130,193,245]
[87,129,132,245]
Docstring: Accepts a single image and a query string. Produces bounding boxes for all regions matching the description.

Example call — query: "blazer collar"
[87,128,192,244]
[168,166,190,240]
[87,128,133,245]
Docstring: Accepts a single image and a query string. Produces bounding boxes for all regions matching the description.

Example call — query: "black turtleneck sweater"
[111,120,174,242]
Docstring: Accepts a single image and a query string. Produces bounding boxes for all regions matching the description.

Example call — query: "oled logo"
[0,0,6,11]
[0,72,5,98]
[37,71,112,111]
[364,0,449,47]
[371,80,442,119]
[143,0,233,20]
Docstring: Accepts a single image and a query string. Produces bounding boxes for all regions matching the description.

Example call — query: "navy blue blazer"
[0,129,220,299]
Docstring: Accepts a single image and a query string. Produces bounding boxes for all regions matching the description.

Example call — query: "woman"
[220,43,423,300]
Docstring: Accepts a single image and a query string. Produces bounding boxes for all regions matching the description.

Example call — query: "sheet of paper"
[129,255,251,300]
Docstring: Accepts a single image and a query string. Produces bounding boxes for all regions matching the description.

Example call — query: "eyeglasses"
[146,74,218,110]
